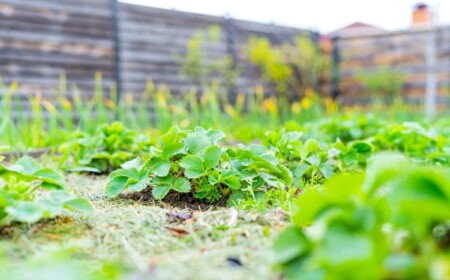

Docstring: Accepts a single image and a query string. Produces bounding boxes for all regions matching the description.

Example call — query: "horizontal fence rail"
[1,0,449,108]
[0,0,309,101]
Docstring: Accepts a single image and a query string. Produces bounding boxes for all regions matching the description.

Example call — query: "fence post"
[310,30,321,93]
[425,27,437,118]
[331,36,341,99]
[225,16,237,98]
[112,0,122,106]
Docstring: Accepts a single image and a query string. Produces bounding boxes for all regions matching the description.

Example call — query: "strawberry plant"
[106,126,292,204]
[265,129,372,188]
[273,154,450,279]
[369,122,450,164]
[304,115,385,143]
[0,156,92,226]
[59,122,154,173]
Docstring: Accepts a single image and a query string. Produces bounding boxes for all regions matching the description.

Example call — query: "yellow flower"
[104,98,116,110]
[95,71,102,82]
[156,90,167,108]
[301,97,312,110]
[224,104,236,118]
[291,102,301,114]
[236,93,245,109]
[9,81,18,92]
[125,93,134,105]
[324,97,337,113]
[42,99,57,113]
[30,94,42,104]
[263,96,278,114]
[255,85,264,100]
[60,98,72,111]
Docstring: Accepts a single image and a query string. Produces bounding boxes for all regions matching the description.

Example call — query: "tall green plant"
[246,35,330,97]
[180,25,238,93]
[356,67,405,101]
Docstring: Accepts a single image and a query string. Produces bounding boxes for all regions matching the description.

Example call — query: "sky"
[121,0,450,33]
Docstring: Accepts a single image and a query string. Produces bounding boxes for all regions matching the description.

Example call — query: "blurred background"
[0,0,449,149]
[1,0,448,105]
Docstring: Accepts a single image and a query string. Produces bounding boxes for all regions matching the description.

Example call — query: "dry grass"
[0,173,290,280]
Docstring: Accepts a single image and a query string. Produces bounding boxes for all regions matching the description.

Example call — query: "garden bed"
[2,114,450,279]
[1,173,288,279]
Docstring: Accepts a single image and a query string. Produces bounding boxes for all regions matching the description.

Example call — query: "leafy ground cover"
[273,154,450,279]
[0,156,92,226]
[1,81,450,279]
[1,116,449,279]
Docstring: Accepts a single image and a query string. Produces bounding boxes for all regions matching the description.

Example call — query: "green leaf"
[63,198,93,213]
[293,163,311,179]
[33,168,65,188]
[173,178,191,193]
[179,155,205,178]
[363,153,408,195]
[208,170,220,185]
[222,176,241,190]
[109,168,140,181]
[306,155,321,166]
[319,163,334,178]
[194,184,215,199]
[272,227,310,264]
[302,139,319,159]
[227,191,246,207]
[277,164,293,186]
[351,141,372,154]
[149,158,171,177]
[152,184,172,200]
[388,170,450,223]
[64,166,102,173]
[249,145,268,156]
[261,173,284,187]
[38,199,63,218]
[8,202,43,223]
[48,190,73,204]
[204,146,222,170]
[317,226,373,265]
[105,176,129,198]
[184,167,206,179]
[237,150,253,166]
[186,132,211,154]
[160,127,180,147]
[41,182,65,191]
[127,176,149,192]
[10,156,42,174]
[162,142,186,159]
[121,158,142,169]
[206,129,226,143]
[151,174,174,186]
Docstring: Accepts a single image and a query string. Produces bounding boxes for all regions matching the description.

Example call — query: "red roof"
[328,22,386,37]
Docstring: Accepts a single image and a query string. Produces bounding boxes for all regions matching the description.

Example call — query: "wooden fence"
[0,0,116,97]
[333,27,450,104]
[0,0,310,101]
[4,0,448,107]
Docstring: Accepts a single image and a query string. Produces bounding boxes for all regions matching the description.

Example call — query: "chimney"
[412,3,433,28]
